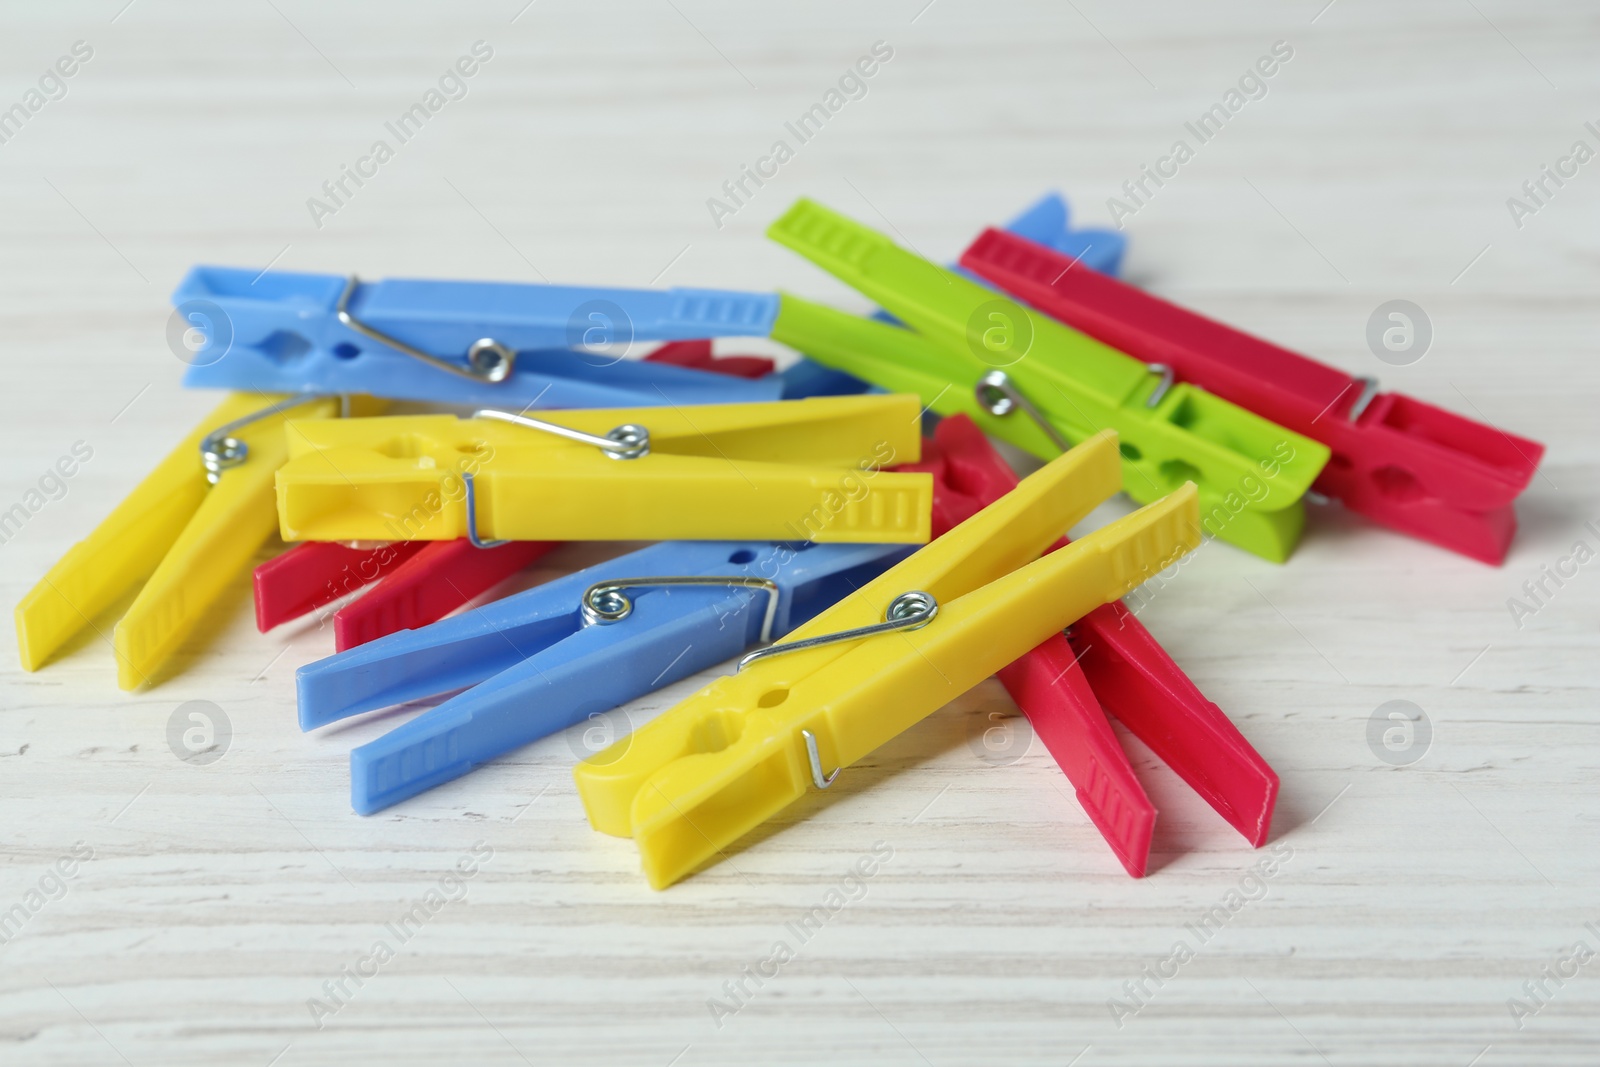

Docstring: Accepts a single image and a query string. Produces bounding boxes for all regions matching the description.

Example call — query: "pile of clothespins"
[15,194,1545,890]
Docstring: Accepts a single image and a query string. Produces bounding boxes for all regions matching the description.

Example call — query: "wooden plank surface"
[1,1,1597,1064]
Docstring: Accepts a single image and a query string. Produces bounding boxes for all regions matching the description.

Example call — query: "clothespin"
[959,227,1547,564]
[1001,191,1126,276]
[173,267,783,408]
[253,538,557,648]
[253,540,425,632]
[251,342,764,648]
[297,538,913,814]
[902,415,1276,876]
[15,392,349,688]
[574,430,1204,889]
[779,192,1124,401]
[642,339,775,380]
[764,198,1332,563]
[295,410,1106,812]
[273,395,933,545]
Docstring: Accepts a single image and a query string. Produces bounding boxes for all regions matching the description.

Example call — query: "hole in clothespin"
[260,330,313,364]
[1160,458,1201,488]
[757,689,789,708]
[1372,465,1426,503]
[691,713,746,754]
[373,433,445,460]
[1119,442,1143,462]
[727,549,757,565]
[332,342,361,360]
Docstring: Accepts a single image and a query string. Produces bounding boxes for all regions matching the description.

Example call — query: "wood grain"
[1,1,1597,1064]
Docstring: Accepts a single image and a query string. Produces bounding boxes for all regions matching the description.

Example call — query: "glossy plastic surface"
[174,266,781,407]
[960,226,1545,563]
[575,431,1205,888]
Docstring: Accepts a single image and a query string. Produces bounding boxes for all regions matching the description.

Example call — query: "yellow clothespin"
[16,392,346,689]
[573,429,1203,889]
[274,395,933,545]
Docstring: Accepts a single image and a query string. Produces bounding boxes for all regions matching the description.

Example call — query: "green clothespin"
[766,198,1330,563]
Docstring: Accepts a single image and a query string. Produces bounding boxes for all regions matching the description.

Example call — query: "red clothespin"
[253,540,425,632]
[960,228,1545,564]
[899,415,1277,876]
[251,342,774,648]
[637,339,776,380]
[253,537,556,649]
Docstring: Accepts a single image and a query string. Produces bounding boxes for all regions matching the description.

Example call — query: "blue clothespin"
[297,538,909,814]
[173,267,783,408]
[1003,192,1127,276]
[780,192,1125,399]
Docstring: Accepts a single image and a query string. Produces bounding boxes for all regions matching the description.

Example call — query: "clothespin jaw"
[777,191,1128,401]
[1067,602,1279,850]
[1002,192,1126,276]
[575,431,1204,889]
[16,392,343,689]
[958,226,1545,564]
[765,198,1332,563]
[253,537,558,648]
[174,267,782,408]
[901,414,1277,875]
[274,396,932,545]
[253,540,425,632]
[334,539,556,651]
[17,393,249,673]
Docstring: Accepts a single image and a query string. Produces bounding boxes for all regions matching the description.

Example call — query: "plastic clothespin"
[251,341,765,648]
[780,192,1125,401]
[1001,191,1126,276]
[253,538,557,648]
[297,538,912,814]
[253,540,426,632]
[575,430,1205,889]
[643,339,775,380]
[902,415,1276,876]
[764,198,1332,564]
[15,392,348,688]
[959,227,1547,564]
[173,267,784,408]
[274,395,933,545]
[295,412,1041,811]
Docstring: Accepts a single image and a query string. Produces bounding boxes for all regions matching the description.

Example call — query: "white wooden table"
[2,2,1597,1064]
